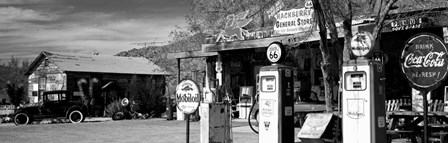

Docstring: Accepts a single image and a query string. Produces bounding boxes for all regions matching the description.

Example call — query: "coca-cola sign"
[400,33,448,90]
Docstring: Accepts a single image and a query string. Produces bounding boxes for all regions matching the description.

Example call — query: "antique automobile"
[13,90,87,125]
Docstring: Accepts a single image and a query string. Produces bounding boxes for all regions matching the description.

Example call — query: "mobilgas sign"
[176,80,200,114]
[351,31,375,57]
[400,33,448,90]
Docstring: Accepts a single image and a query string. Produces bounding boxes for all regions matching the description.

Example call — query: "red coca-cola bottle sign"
[400,33,448,90]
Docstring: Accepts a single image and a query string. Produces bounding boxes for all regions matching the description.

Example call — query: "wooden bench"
[385,99,416,143]
[430,131,448,143]
[386,130,418,143]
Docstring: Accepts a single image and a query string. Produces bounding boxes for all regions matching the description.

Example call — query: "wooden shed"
[25,51,170,116]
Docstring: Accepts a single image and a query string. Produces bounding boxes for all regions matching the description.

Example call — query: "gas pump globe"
[258,42,294,143]
[342,31,387,143]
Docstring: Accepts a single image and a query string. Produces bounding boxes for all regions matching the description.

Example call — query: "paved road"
[0,118,259,143]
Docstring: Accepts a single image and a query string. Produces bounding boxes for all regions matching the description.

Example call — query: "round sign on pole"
[176,80,200,114]
[400,33,448,90]
[267,42,285,63]
[351,31,375,58]
[215,61,222,73]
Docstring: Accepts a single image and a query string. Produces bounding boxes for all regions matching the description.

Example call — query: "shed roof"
[26,51,170,75]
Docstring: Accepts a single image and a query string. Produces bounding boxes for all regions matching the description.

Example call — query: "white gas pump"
[258,42,294,143]
[342,32,386,143]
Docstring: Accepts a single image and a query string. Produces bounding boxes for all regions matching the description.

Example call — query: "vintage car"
[13,90,87,125]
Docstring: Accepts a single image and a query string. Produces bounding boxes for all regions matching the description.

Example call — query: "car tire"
[14,112,32,125]
[68,110,85,123]
[112,112,124,120]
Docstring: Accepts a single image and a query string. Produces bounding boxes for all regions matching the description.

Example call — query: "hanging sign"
[266,0,284,18]
[351,31,375,57]
[266,42,285,63]
[386,17,427,32]
[273,1,314,35]
[216,10,252,42]
[400,33,448,90]
[176,80,200,114]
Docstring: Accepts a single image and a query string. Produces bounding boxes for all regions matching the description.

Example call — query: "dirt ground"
[0,118,259,143]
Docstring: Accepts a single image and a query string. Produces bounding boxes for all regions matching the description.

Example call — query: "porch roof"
[202,21,371,52]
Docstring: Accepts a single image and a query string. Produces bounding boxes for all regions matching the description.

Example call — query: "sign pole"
[175,79,200,143]
[422,90,428,143]
[186,114,190,143]
[399,33,448,143]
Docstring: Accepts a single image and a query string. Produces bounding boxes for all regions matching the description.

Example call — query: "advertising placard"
[400,33,448,90]
[351,31,375,57]
[0,105,15,115]
[176,80,200,114]
[297,113,333,139]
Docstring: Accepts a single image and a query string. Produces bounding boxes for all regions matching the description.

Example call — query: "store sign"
[400,33,448,89]
[176,80,200,114]
[351,31,375,57]
[0,105,15,115]
[273,2,314,35]
[266,42,285,63]
[389,17,425,32]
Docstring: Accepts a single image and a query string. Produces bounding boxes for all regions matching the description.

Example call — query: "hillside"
[115,33,207,91]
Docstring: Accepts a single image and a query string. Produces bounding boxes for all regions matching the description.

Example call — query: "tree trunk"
[342,1,353,63]
[372,0,397,42]
[312,0,334,112]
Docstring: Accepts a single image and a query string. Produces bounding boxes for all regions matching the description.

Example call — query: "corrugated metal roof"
[41,51,170,75]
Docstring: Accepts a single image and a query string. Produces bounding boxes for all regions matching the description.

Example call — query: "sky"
[0,0,189,65]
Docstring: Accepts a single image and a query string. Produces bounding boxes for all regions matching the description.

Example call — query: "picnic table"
[385,99,448,143]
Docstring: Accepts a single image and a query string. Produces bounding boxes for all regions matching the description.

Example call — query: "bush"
[126,76,166,117]
[104,100,123,117]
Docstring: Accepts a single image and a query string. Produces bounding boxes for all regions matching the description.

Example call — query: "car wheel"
[68,110,84,123]
[112,112,124,120]
[14,112,32,125]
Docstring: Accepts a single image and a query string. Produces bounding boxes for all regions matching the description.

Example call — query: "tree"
[0,57,29,104]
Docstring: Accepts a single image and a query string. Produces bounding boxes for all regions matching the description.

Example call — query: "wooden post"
[178,58,181,85]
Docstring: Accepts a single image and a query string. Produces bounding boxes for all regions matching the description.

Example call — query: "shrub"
[104,100,123,117]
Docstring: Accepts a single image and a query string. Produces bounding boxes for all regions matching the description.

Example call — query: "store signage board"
[273,1,315,35]
[400,33,448,90]
[176,80,200,114]
[351,31,375,57]
[443,27,448,44]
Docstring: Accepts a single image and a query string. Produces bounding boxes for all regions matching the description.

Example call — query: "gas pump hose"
[248,94,258,134]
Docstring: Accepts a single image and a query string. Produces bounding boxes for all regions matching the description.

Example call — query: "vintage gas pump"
[342,32,386,143]
[258,42,294,143]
